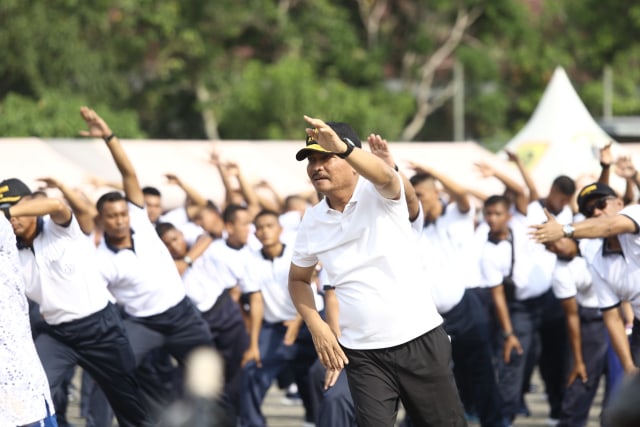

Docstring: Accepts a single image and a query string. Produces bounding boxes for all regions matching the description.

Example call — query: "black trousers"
[343,325,467,427]
[35,303,149,427]
[122,296,214,417]
[124,296,214,366]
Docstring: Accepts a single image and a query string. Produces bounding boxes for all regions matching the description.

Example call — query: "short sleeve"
[551,263,577,300]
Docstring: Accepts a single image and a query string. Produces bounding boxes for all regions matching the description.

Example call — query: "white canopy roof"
[504,66,621,192]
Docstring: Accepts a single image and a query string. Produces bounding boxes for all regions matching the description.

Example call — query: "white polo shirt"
[420,202,481,313]
[292,176,442,350]
[97,202,186,317]
[551,256,598,308]
[18,216,111,325]
[181,243,226,313]
[206,239,250,290]
[480,218,552,300]
[588,204,640,317]
[1,216,53,425]
[242,244,324,323]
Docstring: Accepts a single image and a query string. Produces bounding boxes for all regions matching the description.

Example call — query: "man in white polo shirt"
[79,107,213,413]
[545,237,622,427]
[480,195,568,426]
[0,178,149,427]
[240,209,322,427]
[288,116,465,427]
[532,182,640,373]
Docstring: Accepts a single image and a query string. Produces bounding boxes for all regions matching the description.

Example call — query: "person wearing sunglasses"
[531,182,640,380]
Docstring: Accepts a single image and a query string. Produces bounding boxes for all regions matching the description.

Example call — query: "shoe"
[281,383,302,406]
[547,418,559,426]
[516,398,530,417]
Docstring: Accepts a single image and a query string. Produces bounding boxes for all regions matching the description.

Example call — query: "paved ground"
[65,368,604,426]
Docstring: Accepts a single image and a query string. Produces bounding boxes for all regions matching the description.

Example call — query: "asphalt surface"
[65,368,604,426]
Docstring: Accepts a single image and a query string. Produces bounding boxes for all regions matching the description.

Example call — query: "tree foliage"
[1,0,639,147]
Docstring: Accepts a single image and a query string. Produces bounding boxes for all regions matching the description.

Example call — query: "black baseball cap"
[576,182,617,217]
[0,178,32,207]
[296,122,362,161]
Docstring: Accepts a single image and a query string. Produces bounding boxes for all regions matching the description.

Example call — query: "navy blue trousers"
[201,290,249,417]
[557,307,614,427]
[239,320,318,427]
[122,296,213,419]
[309,359,357,427]
[497,289,568,421]
[443,289,503,427]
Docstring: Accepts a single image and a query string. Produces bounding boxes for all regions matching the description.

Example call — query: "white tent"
[504,66,617,193]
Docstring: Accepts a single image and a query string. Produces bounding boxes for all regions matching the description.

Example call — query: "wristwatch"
[336,137,357,159]
[183,255,194,267]
[562,224,575,238]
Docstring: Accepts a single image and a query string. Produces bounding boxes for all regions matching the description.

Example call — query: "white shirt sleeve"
[551,262,577,300]
[480,243,507,288]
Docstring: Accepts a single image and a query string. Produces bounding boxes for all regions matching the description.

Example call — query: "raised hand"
[367,134,394,168]
[38,176,62,190]
[474,161,496,178]
[79,106,112,138]
[164,173,180,186]
[615,156,637,179]
[600,141,613,166]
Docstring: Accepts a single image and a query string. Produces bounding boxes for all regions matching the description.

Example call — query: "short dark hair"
[96,191,126,213]
[155,222,176,238]
[484,194,511,211]
[222,204,248,224]
[409,173,435,187]
[551,175,576,196]
[254,209,280,224]
[142,186,162,197]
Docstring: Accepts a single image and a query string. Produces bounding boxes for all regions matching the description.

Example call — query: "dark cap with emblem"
[296,122,362,161]
[576,182,617,217]
[0,178,32,207]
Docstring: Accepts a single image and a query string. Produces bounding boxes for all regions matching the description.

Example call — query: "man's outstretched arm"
[79,106,144,207]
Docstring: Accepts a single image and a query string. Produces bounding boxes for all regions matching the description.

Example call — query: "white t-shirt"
[181,242,226,312]
[551,256,598,308]
[292,176,442,350]
[97,202,186,317]
[480,217,552,300]
[242,244,323,323]
[18,216,111,325]
[0,216,53,425]
[588,204,640,317]
[206,239,250,291]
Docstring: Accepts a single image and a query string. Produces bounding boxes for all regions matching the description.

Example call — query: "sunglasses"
[584,196,614,218]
